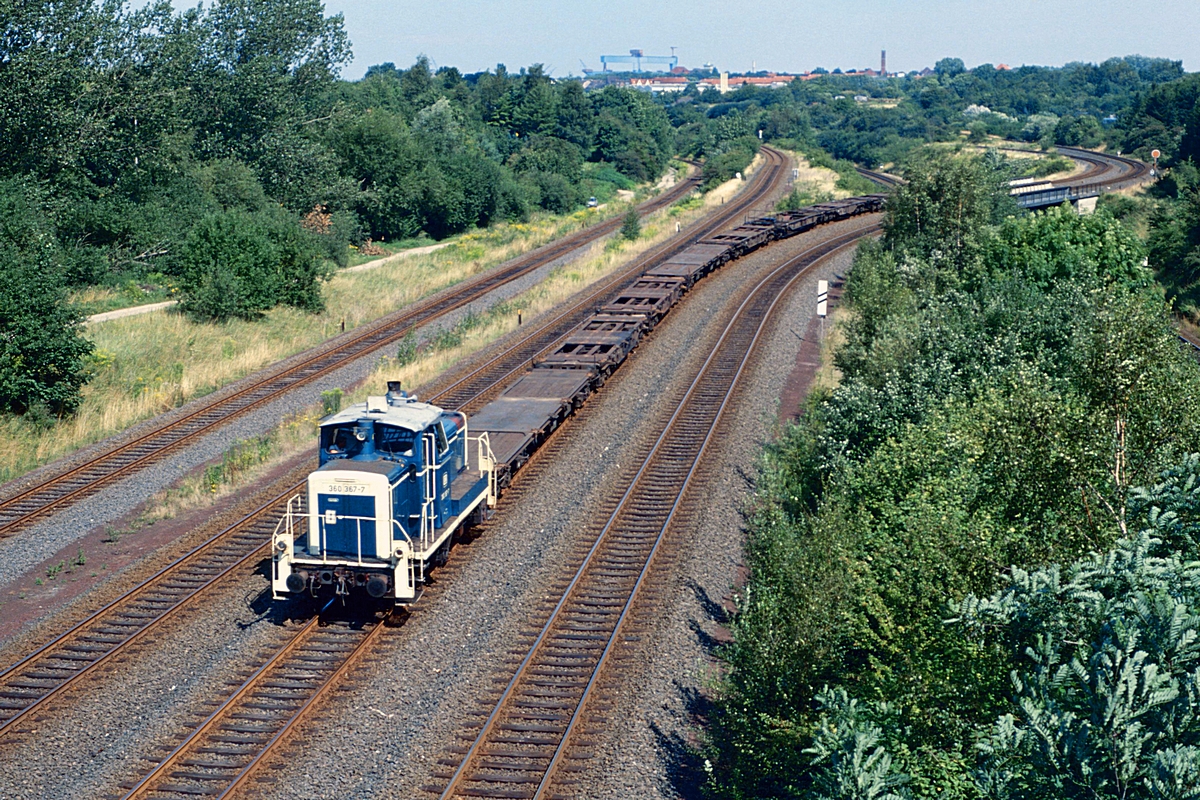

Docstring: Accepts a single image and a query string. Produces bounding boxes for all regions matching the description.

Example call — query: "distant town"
[578,48,1011,92]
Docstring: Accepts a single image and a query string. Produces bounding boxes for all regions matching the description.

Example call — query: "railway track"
[427,225,879,800]
[118,603,386,800]
[1181,329,1200,357]
[0,148,789,752]
[855,166,903,188]
[1054,146,1151,191]
[0,171,702,541]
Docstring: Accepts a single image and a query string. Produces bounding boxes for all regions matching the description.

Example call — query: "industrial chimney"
[881,49,887,77]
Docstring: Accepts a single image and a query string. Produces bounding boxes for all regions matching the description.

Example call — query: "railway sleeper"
[467,772,543,783]
[180,759,243,769]
[209,733,271,745]
[219,723,277,734]
[169,770,240,781]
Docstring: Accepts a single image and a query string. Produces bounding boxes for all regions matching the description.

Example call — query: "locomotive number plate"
[323,484,367,494]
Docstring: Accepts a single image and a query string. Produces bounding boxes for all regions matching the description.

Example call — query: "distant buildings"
[629,76,689,94]
[699,72,796,91]
[586,57,994,94]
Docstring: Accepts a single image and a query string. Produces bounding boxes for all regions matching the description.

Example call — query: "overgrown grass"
[0,199,650,483]
[0,164,724,485]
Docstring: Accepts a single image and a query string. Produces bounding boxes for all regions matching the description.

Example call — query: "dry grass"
[128,410,317,531]
[782,150,854,201]
[0,169,705,484]
[353,169,750,399]
[94,167,752,523]
[811,306,849,393]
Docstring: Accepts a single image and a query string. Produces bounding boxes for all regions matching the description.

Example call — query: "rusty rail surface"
[0,171,701,540]
[430,227,878,800]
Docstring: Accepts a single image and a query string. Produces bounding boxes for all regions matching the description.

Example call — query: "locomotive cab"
[272,384,496,603]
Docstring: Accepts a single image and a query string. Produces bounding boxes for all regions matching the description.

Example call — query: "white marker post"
[817,279,828,340]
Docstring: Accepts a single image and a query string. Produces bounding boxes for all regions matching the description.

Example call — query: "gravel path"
[0,207,877,797]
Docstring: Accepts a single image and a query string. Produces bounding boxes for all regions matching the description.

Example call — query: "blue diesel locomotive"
[271,383,495,603]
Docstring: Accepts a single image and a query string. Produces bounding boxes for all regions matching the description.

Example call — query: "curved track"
[1053,146,1152,191]
[0,172,702,541]
[0,149,789,749]
[855,166,903,188]
[428,226,879,800]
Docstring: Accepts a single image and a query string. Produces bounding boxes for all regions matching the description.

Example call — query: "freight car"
[271,192,886,603]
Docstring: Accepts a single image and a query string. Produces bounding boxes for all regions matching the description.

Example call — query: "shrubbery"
[0,237,92,415]
[177,210,327,321]
[703,154,1200,799]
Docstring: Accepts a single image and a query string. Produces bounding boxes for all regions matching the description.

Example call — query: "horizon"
[331,0,1200,80]
[126,1,1200,81]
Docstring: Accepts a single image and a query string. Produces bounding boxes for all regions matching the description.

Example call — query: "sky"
[329,0,1200,79]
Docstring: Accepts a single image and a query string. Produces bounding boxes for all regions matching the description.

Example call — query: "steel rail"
[430,147,789,412]
[855,166,904,188]
[106,149,793,799]
[119,603,387,800]
[533,229,875,800]
[434,225,879,800]
[1053,146,1152,194]
[0,172,701,541]
[0,149,787,752]
[0,487,302,739]
[1181,331,1200,356]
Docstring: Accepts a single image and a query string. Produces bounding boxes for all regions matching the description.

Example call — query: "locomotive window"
[376,424,417,456]
[434,423,449,454]
[321,425,363,457]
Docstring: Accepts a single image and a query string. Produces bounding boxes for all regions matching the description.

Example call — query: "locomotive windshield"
[376,424,417,456]
[321,424,365,458]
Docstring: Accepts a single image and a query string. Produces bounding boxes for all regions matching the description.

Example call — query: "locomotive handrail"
[282,506,417,563]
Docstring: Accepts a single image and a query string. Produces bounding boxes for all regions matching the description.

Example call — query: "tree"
[176,209,325,321]
[1054,114,1103,147]
[0,240,92,415]
[935,57,966,79]
[962,515,1200,799]
[620,207,640,240]
[881,152,1010,274]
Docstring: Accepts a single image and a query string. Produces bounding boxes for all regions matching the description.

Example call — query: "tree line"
[0,0,675,415]
[702,153,1200,799]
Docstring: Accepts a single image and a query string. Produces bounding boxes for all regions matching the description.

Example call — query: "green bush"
[0,242,93,415]
[620,207,641,240]
[703,155,1200,799]
[176,210,327,321]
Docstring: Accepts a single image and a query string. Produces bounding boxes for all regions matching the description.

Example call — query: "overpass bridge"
[1011,147,1151,212]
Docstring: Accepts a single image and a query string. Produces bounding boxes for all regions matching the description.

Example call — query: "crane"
[599,49,679,73]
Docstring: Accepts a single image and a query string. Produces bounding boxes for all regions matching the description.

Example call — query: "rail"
[432,226,880,800]
[0,147,788,764]
[119,603,388,800]
[0,169,702,540]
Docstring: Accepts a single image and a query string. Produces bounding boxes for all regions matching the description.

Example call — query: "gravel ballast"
[0,218,657,592]
[244,217,877,800]
[0,204,876,797]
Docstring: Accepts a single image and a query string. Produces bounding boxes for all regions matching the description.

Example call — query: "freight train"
[271,193,886,603]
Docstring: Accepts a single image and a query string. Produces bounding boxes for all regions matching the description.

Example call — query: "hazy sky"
[331,0,1199,79]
